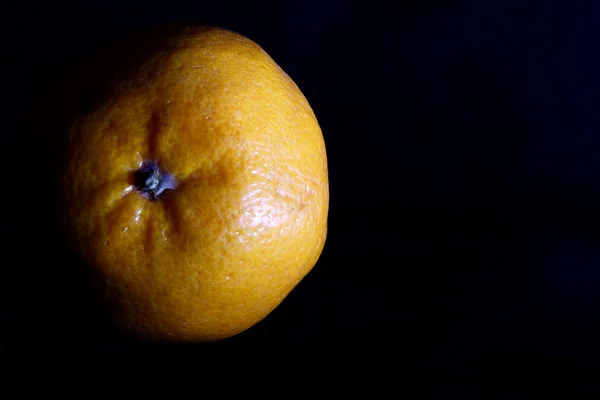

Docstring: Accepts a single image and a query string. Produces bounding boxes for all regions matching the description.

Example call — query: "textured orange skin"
[63,27,328,342]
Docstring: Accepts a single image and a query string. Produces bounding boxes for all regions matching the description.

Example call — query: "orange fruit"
[62,26,329,341]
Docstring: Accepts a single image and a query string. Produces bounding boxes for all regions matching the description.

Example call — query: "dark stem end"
[133,160,177,200]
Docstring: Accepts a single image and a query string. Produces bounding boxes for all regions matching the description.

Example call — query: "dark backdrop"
[3,0,600,397]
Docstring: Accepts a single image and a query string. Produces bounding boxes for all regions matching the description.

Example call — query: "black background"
[4,0,600,397]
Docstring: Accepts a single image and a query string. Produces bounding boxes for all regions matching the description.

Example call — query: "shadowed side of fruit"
[6,28,148,345]
[6,25,233,345]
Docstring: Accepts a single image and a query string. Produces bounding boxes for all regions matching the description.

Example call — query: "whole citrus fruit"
[62,26,328,341]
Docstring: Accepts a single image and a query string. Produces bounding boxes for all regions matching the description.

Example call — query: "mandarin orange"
[63,26,328,341]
